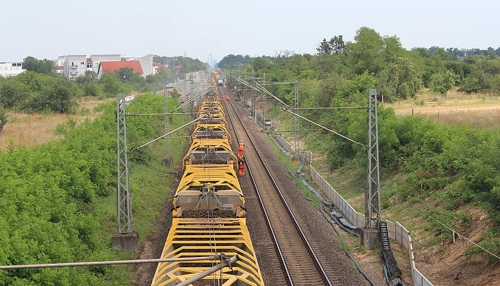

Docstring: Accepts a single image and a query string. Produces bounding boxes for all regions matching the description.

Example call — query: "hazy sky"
[2,0,498,63]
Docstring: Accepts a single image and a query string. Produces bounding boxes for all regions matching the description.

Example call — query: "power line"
[283,108,365,147]
[130,117,200,152]
[428,216,500,260]
[0,256,225,270]
[233,75,366,147]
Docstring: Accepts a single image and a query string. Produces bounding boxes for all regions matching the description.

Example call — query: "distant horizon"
[4,43,500,65]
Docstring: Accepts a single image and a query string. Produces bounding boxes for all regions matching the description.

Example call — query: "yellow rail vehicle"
[191,122,231,142]
[183,139,237,168]
[151,86,264,286]
[172,163,244,215]
[152,218,262,286]
[198,110,226,125]
[198,103,225,123]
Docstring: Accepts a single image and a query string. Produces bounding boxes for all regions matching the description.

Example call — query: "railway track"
[220,86,364,286]
[150,85,265,286]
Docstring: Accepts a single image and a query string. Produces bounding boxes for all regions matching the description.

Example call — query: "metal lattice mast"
[294,81,299,158]
[365,89,381,229]
[164,89,171,165]
[116,94,132,234]
[244,71,247,99]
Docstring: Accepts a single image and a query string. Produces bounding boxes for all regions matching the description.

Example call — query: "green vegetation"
[225,26,500,261]
[0,106,7,132]
[217,54,254,69]
[0,53,205,284]
[1,25,499,284]
[22,56,56,75]
[0,55,206,115]
[153,55,206,77]
[0,94,188,284]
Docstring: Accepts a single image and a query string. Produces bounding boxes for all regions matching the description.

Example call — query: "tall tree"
[377,54,423,101]
[0,80,27,108]
[376,36,423,100]
[330,35,345,54]
[116,67,135,82]
[316,36,345,55]
[218,54,253,69]
[429,70,456,96]
[100,73,122,95]
[345,27,384,74]
[22,56,54,74]
[0,106,7,133]
[75,71,98,85]
[317,38,333,54]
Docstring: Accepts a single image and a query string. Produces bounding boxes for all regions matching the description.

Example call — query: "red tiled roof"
[100,60,143,74]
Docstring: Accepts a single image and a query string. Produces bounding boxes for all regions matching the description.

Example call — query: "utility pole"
[263,73,266,123]
[232,76,381,248]
[112,94,138,252]
[252,84,256,124]
[294,81,299,159]
[244,70,247,104]
[163,86,173,167]
[362,89,381,249]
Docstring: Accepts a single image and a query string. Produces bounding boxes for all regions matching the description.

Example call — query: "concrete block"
[112,232,139,252]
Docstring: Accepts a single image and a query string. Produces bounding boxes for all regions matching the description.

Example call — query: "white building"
[59,54,154,80]
[54,56,66,74]
[0,62,25,77]
[122,54,155,77]
[59,54,121,80]
[62,55,87,80]
[89,54,121,74]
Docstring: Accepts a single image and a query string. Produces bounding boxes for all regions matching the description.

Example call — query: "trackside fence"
[270,132,433,286]
[273,131,295,155]
[271,131,313,162]
[309,165,433,286]
[269,130,432,286]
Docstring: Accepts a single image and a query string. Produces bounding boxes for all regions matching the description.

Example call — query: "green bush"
[0,93,183,285]
[466,228,500,262]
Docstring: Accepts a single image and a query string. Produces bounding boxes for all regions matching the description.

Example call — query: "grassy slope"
[0,97,187,285]
[3,93,498,284]
[267,91,500,285]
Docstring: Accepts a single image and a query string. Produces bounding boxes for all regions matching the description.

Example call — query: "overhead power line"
[234,76,365,147]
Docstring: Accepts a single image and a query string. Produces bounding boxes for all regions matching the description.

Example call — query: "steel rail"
[222,87,293,285]
[221,87,332,286]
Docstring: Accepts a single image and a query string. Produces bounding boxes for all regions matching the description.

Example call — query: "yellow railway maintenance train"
[151,84,264,286]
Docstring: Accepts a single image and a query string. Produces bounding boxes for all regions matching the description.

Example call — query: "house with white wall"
[63,55,87,80]
[59,54,121,80]
[54,56,66,74]
[89,54,121,74]
[0,62,25,77]
[98,58,143,78]
[60,53,155,80]
[122,54,155,77]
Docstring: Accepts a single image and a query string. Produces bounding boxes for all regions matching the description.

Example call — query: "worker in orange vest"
[237,141,245,161]
[238,159,245,176]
